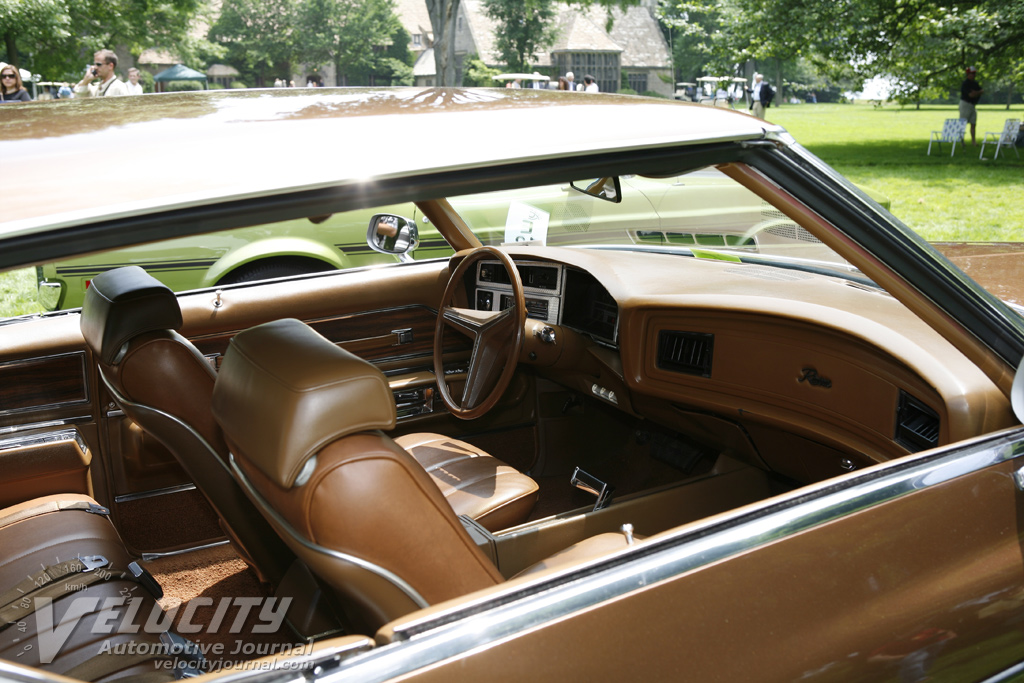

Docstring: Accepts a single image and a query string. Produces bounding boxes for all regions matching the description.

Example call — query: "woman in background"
[0,66,32,103]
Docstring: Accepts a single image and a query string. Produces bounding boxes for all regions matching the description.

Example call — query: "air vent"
[657,331,713,377]
[895,391,940,452]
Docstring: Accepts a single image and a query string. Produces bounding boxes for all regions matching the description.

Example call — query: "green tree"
[674,0,1024,103]
[0,0,70,70]
[1,0,211,81]
[344,23,415,85]
[481,0,558,73]
[296,0,401,86]
[210,0,297,86]
[462,53,500,86]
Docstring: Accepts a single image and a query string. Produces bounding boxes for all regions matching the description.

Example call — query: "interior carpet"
[143,544,301,669]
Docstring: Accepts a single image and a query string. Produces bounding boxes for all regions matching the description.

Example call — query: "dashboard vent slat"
[895,391,940,452]
[657,331,713,377]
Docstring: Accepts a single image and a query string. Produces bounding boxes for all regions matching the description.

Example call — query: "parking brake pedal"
[570,467,613,512]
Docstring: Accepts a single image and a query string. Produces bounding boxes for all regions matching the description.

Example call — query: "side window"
[26,203,453,313]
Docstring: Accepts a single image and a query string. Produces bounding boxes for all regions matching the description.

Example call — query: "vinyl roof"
[0,87,775,239]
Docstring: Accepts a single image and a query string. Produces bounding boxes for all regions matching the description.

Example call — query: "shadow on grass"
[805,139,1024,170]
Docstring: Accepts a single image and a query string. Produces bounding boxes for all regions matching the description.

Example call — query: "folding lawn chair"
[928,118,967,157]
[979,118,1021,160]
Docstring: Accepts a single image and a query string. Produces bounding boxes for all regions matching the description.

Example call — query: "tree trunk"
[1008,83,1014,110]
[775,58,783,107]
[4,33,17,68]
[427,0,461,86]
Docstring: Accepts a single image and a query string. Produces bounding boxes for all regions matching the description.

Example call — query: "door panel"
[0,428,93,507]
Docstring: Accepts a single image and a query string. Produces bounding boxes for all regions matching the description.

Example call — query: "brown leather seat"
[80,266,294,586]
[394,434,538,532]
[0,494,174,681]
[211,319,628,632]
[81,267,537,539]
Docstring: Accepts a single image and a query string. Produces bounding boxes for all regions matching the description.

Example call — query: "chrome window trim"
[0,427,88,454]
[0,417,91,436]
[114,482,198,504]
[325,427,1024,682]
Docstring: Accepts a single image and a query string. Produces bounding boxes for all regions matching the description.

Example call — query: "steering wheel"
[434,247,525,420]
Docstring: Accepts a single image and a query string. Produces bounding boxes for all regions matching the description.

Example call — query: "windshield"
[5,165,878,318]
[457,167,867,282]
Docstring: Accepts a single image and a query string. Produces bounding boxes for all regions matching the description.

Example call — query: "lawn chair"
[928,118,967,156]
[979,118,1021,160]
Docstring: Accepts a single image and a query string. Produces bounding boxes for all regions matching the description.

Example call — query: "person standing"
[565,72,576,91]
[74,50,129,98]
[959,66,983,146]
[583,75,599,93]
[747,73,773,119]
[0,66,32,103]
[126,68,144,95]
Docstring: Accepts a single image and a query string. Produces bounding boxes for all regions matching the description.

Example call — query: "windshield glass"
[457,167,865,280]
[1,165,878,319]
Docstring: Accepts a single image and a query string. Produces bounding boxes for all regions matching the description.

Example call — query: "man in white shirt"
[126,68,143,95]
[748,73,766,119]
[74,50,129,98]
[583,75,599,93]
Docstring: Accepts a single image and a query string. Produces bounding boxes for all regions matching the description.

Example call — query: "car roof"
[0,88,776,240]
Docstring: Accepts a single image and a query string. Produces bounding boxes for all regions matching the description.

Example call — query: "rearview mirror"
[367,214,419,257]
[570,177,622,203]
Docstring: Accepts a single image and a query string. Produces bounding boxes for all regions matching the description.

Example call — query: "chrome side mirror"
[367,214,419,260]
[569,177,622,203]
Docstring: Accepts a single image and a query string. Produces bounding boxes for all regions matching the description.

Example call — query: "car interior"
[0,159,1018,680]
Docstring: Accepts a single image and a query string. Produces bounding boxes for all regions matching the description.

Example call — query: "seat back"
[942,118,966,142]
[80,266,293,585]
[212,318,503,632]
[1000,119,1021,143]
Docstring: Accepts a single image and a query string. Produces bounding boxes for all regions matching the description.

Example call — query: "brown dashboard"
[495,247,1016,482]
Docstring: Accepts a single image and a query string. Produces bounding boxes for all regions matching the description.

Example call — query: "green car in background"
[37,172,890,310]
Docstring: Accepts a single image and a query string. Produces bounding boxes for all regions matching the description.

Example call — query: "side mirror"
[570,177,622,203]
[367,214,419,258]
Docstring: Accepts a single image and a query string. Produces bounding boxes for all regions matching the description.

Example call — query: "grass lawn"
[767,102,1024,240]
[1,102,1021,319]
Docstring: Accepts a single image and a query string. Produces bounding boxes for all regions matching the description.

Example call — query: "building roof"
[395,0,434,46]
[461,0,503,64]
[550,10,623,53]
[413,48,436,77]
[599,6,671,68]
[207,64,240,77]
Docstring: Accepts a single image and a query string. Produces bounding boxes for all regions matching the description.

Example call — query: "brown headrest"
[212,318,397,489]
[80,266,183,365]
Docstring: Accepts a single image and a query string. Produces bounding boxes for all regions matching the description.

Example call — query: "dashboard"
[471,260,619,345]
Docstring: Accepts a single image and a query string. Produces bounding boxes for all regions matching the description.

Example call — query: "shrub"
[165,80,204,92]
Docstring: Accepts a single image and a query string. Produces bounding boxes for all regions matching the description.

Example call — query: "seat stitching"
[0,534,121,573]
[433,468,530,496]
[417,451,487,473]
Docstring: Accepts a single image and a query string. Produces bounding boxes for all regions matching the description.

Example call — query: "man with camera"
[74,50,129,98]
